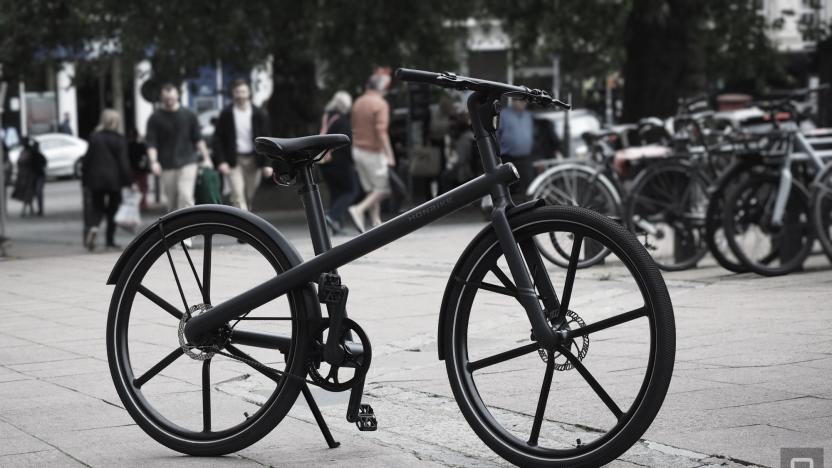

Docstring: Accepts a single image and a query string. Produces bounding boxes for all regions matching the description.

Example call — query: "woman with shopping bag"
[81,109,132,251]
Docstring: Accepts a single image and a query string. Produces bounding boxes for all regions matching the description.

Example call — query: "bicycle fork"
[491,206,560,349]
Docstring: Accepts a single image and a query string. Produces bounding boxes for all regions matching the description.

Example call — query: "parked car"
[8,133,88,180]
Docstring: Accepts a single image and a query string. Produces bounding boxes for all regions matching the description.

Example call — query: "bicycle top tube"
[394,68,571,110]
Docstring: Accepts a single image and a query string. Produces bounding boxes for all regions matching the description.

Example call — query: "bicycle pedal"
[354,404,377,431]
[318,273,346,304]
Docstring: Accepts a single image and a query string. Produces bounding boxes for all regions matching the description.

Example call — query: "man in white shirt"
[214,79,273,211]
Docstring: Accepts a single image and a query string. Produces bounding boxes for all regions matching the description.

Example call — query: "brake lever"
[504,89,571,110]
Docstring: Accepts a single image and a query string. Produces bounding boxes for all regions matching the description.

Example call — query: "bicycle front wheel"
[106,209,313,455]
[442,205,675,467]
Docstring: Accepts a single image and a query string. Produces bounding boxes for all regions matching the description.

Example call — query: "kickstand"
[301,383,340,449]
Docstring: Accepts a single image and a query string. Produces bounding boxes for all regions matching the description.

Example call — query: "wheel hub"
[177,303,230,360]
[539,309,590,371]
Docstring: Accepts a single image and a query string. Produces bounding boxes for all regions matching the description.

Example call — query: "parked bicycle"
[105,68,676,467]
[528,100,722,271]
[717,87,832,276]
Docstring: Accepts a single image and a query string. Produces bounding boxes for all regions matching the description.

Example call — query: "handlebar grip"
[394,68,442,84]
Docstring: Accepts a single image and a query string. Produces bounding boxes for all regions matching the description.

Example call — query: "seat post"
[297,164,332,255]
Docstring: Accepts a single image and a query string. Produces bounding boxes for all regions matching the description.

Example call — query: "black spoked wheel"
[724,175,813,276]
[811,166,832,265]
[625,162,709,271]
[528,166,622,268]
[704,160,753,273]
[106,210,311,455]
[443,205,675,468]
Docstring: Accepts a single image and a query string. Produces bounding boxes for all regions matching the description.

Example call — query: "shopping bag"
[115,188,142,233]
[195,167,222,205]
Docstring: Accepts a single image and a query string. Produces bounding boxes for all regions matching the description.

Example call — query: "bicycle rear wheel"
[106,209,312,455]
[723,175,813,276]
[528,165,621,268]
[625,162,709,271]
[704,160,752,273]
[442,205,675,467]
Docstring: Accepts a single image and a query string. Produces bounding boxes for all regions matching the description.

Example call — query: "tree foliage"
[0,0,804,126]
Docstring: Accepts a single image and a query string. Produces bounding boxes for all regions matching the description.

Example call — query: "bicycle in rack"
[527,100,724,271]
[717,88,832,276]
[105,69,676,467]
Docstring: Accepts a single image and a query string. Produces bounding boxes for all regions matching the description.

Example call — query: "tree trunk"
[622,0,705,122]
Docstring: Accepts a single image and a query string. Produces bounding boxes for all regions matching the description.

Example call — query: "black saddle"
[255,135,351,164]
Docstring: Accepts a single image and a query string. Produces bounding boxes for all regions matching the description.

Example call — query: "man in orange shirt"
[347,73,395,232]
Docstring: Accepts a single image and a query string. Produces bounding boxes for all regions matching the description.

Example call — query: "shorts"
[352,146,390,192]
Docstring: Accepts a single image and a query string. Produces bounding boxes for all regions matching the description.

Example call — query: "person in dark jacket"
[82,109,132,251]
[11,136,47,217]
[213,79,273,211]
[317,91,359,234]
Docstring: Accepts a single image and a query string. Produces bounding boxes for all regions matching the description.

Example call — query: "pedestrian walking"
[348,72,395,232]
[81,109,132,251]
[145,83,213,215]
[497,98,535,198]
[317,91,358,234]
[213,79,273,212]
[127,128,150,211]
[11,137,46,217]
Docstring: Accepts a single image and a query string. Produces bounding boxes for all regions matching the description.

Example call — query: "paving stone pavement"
[1,181,831,467]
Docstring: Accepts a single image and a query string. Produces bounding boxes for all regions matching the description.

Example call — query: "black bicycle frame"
[185,91,560,349]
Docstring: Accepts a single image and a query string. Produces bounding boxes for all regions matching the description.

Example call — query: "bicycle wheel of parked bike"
[528,165,622,269]
[106,208,312,455]
[704,160,753,273]
[625,162,709,271]
[723,175,813,276]
[442,205,675,468]
[811,164,832,265]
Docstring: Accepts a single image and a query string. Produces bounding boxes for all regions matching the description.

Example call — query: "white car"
[8,133,88,180]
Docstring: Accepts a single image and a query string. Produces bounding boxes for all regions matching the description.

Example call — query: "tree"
[622,0,783,121]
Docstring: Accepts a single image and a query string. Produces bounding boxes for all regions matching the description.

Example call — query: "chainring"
[307,318,372,392]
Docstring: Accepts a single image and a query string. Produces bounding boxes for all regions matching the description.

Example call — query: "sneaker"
[183,238,193,249]
[106,242,122,250]
[347,206,365,233]
[85,227,98,252]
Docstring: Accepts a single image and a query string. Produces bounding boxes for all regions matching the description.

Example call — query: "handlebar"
[394,68,571,110]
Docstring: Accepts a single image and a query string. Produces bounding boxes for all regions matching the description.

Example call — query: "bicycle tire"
[527,164,622,268]
[811,163,832,265]
[442,205,675,467]
[723,174,813,276]
[107,208,313,455]
[704,160,752,273]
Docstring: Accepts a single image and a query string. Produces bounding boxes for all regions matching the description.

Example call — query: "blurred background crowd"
[1,0,831,250]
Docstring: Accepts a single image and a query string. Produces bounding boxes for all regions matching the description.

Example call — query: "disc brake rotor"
[539,309,590,371]
[178,303,229,360]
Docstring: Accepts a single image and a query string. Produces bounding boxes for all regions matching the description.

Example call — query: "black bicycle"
[106,69,675,467]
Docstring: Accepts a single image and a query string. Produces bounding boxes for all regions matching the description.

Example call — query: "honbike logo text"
[408,196,453,222]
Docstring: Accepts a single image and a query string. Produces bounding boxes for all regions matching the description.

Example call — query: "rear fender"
[106,204,321,320]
